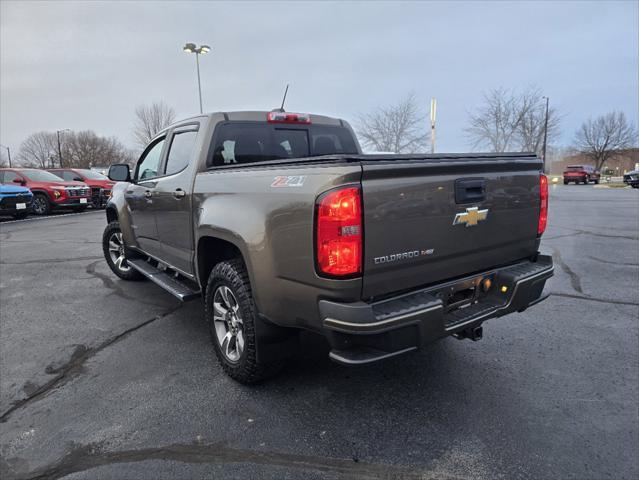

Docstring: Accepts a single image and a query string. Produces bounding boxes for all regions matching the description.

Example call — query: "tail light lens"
[316,186,362,277]
[538,174,548,236]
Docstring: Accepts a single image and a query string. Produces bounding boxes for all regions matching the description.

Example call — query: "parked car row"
[0,168,115,219]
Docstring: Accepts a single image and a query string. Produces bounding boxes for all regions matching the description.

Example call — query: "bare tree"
[18,132,58,168]
[63,130,134,168]
[466,87,560,154]
[573,111,637,171]
[133,101,176,149]
[358,93,428,153]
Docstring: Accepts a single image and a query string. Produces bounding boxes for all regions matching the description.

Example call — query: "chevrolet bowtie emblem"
[453,207,489,227]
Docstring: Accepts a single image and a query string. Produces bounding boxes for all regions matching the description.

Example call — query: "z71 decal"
[271,175,307,188]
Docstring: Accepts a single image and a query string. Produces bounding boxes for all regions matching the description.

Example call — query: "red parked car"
[48,168,115,208]
[0,168,91,215]
[563,165,600,185]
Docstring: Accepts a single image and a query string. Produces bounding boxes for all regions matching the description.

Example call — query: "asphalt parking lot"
[0,185,637,480]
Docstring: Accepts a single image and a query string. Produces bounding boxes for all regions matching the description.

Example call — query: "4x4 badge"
[453,207,488,227]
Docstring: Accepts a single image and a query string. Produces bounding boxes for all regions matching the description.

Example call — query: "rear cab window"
[209,122,358,167]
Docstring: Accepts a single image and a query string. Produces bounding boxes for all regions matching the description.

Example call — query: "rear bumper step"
[128,259,201,302]
[321,255,553,365]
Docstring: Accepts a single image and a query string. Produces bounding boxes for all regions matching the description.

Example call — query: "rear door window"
[165,127,199,176]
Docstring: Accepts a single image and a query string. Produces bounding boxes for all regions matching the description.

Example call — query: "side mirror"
[12,178,24,185]
[108,164,131,182]
[74,176,84,182]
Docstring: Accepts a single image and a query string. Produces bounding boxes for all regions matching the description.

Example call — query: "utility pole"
[430,97,437,154]
[56,129,69,168]
[0,144,11,167]
[542,96,549,174]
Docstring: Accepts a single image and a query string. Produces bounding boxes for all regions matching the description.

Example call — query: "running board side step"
[127,259,201,302]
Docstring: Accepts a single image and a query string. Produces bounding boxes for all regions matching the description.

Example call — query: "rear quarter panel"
[193,163,363,331]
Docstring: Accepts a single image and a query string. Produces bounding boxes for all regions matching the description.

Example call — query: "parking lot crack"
[551,248,583,294]
[550,292,639,307]
[16,442,434,480]
[1,256,103,265]
[0,304,182,423]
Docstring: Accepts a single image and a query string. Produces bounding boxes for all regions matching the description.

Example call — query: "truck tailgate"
[360,155,542,299]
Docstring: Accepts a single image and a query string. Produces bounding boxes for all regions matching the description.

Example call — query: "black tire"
[102,221,144,281]
[12,211,29,220]
[205,258,284,384]
[594,180,599,185]
[632,184,639,189]
[563,180,568,185]
[32,193,51,215]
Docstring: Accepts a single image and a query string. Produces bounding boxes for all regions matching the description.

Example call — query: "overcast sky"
[1,0,637,155]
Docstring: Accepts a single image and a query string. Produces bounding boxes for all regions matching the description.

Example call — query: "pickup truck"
[104,110,553,383]
[563,164,600,185]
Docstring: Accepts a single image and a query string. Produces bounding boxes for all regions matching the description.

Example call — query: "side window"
[136,137,166,181]
[164,129,199,176]
[61,171,76,181]
[3,171,20,183]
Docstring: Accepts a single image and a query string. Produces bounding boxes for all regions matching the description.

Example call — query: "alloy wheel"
[212,285,245,363]
[107,231,131,272]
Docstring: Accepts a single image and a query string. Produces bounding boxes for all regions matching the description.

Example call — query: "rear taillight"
[538,173,548,236]
[315,186,362,277]
[267,111,311,124]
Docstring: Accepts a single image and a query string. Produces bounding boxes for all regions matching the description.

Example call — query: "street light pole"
[183,43,211,114]
[541,96,550,174]
[0,144,11,167]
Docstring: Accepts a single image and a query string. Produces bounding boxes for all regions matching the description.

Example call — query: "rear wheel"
[205,259,284,383]
[102,221,143,281]
[32,193,51,215]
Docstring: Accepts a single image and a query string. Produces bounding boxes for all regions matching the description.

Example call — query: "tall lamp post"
[183,43,211,114]
[430,97,437,154]
[56,129,70,168]
[541,96,550,174]
[0,144,12,167]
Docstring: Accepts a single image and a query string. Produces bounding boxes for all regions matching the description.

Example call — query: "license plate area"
[80,198,87,204]
[16,203,26,210]
[430,274,496,313]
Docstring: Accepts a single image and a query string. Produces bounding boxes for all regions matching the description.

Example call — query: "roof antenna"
[275,84,289,112]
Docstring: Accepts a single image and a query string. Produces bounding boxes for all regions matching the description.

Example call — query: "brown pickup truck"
[103,110,553,383]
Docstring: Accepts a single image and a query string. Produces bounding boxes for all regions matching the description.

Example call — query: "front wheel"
[102,221,143,280]
[32,193,51,215]
[205,259,284,383]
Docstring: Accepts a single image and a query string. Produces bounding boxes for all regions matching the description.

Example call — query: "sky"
[1,0,638,156]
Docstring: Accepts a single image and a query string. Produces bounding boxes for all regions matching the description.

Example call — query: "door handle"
[144,190,153,199]
[173,189,186,199]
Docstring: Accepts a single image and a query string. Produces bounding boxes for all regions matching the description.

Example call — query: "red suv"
[0,168,91,215]
[563,165,601,185]
[48,168,115,208]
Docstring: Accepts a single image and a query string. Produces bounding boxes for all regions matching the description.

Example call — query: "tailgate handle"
[455,178,486,204]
